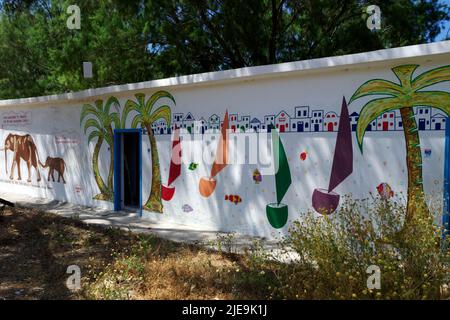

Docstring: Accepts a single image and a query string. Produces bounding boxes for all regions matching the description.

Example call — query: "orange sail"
[210,110,229,178]
[199,110,229,197]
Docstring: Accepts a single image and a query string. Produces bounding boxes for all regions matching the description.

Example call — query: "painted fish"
[182,204,193,212]
[253,169,262,184]
[225,194,242,205]
[376,183,394,200]
[188,163,198,170]
[300,151,308,161]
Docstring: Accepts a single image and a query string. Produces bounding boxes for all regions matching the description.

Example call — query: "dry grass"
[0,206,135,299]
[1,198,448,300]
[83,233,277,300]
[0,206,276,300]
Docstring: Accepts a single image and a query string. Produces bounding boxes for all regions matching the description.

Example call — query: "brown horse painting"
[41,156,66,183]
[0,133,43,182]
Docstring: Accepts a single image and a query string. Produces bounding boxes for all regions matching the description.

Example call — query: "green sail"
[272,129,292,205]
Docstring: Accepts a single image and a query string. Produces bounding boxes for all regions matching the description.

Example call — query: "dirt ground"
[0,206,273,300]
[0,206,142,299]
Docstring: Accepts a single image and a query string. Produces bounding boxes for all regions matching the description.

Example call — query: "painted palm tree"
[350,64,450,224]
[80,97,121,201]
[122,91,174,213]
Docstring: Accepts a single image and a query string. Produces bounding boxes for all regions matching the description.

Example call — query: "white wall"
[0,54,449,239]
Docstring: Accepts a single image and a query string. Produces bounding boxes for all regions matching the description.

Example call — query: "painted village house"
[0,41,450,239]
[311,110,324,132]
[261,115,275,132]
[350,111,359,132]
[432,112,447,130]
[183,112,195,133]
[416,107,432,130]
[294,106,311,132]
[209,114,220,132]
[324,111,339,132]
[249,118,261,132]
[275,111,291,133]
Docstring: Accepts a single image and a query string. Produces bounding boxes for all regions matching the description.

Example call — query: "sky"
[438,0,450,40]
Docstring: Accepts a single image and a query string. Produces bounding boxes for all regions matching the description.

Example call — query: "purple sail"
[312,96,353,215]
[328,97,353,193]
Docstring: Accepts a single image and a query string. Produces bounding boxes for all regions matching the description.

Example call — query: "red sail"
[167,128,181,186]
[210,110,229,178]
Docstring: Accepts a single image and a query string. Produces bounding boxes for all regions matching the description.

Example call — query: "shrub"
[272,196,450,300]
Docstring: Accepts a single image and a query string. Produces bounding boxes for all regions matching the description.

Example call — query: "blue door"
[419,119,426,130]
[114,129,142,216]
[297,121,304,132]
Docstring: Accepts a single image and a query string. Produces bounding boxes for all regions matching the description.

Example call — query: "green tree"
[0,0,448,99]
[122,91,174,213]
[350,64,450,224]
[80,96,121,201]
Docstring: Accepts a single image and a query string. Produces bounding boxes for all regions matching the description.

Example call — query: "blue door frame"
[443,118,450,240]
[114,129,143,216]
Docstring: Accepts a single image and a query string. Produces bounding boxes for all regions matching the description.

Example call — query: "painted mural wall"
[1,59,449,239]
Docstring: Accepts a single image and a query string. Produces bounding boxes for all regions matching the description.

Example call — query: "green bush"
[272,196,450,300]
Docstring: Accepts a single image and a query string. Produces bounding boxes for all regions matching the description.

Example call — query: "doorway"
[114,129,142,215]
[419,119,426,130]
[327,122,334,132]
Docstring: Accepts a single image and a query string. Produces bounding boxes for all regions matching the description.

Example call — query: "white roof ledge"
[1,40,450,107]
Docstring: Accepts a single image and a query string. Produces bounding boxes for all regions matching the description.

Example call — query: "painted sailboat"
[312,96,353,214]
[161,128,181,201]
[199,110,229,197]
[266,127,292,229]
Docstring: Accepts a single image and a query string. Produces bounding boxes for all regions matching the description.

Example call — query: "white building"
[349,111,359,132]
[195,117,208,134]
[261,115,275,132]
[183,112,195,133]
[153,119,168,135]
[396,115,403,131]
[239,115,250,132]
[376,111,396,131]
[275,110,291,132]
[311,110,324,132]
[324,111,339,132]
[415,106,431,130]
[249,118,261,132]
[431,112,446,130]
[209,114,220,132]
[172,112,183,131]
[293,106,311,132]
[229,114,239,132]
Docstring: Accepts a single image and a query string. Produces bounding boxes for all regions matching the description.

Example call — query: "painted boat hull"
[161,184,175,201]
[199,177,217,198]
[312,188,340,215]
[266,203,288,229]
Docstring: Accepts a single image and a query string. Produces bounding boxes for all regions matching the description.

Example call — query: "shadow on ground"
[0,207,133,299]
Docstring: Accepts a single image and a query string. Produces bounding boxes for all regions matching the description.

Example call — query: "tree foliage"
[0,0,448,99]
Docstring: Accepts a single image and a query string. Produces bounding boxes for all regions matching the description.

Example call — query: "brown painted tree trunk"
[92,135,111,200]
[144,124,163,213]
[399,107,428,224]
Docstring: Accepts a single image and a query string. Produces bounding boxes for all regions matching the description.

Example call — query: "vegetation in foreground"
[0,196,449,300]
